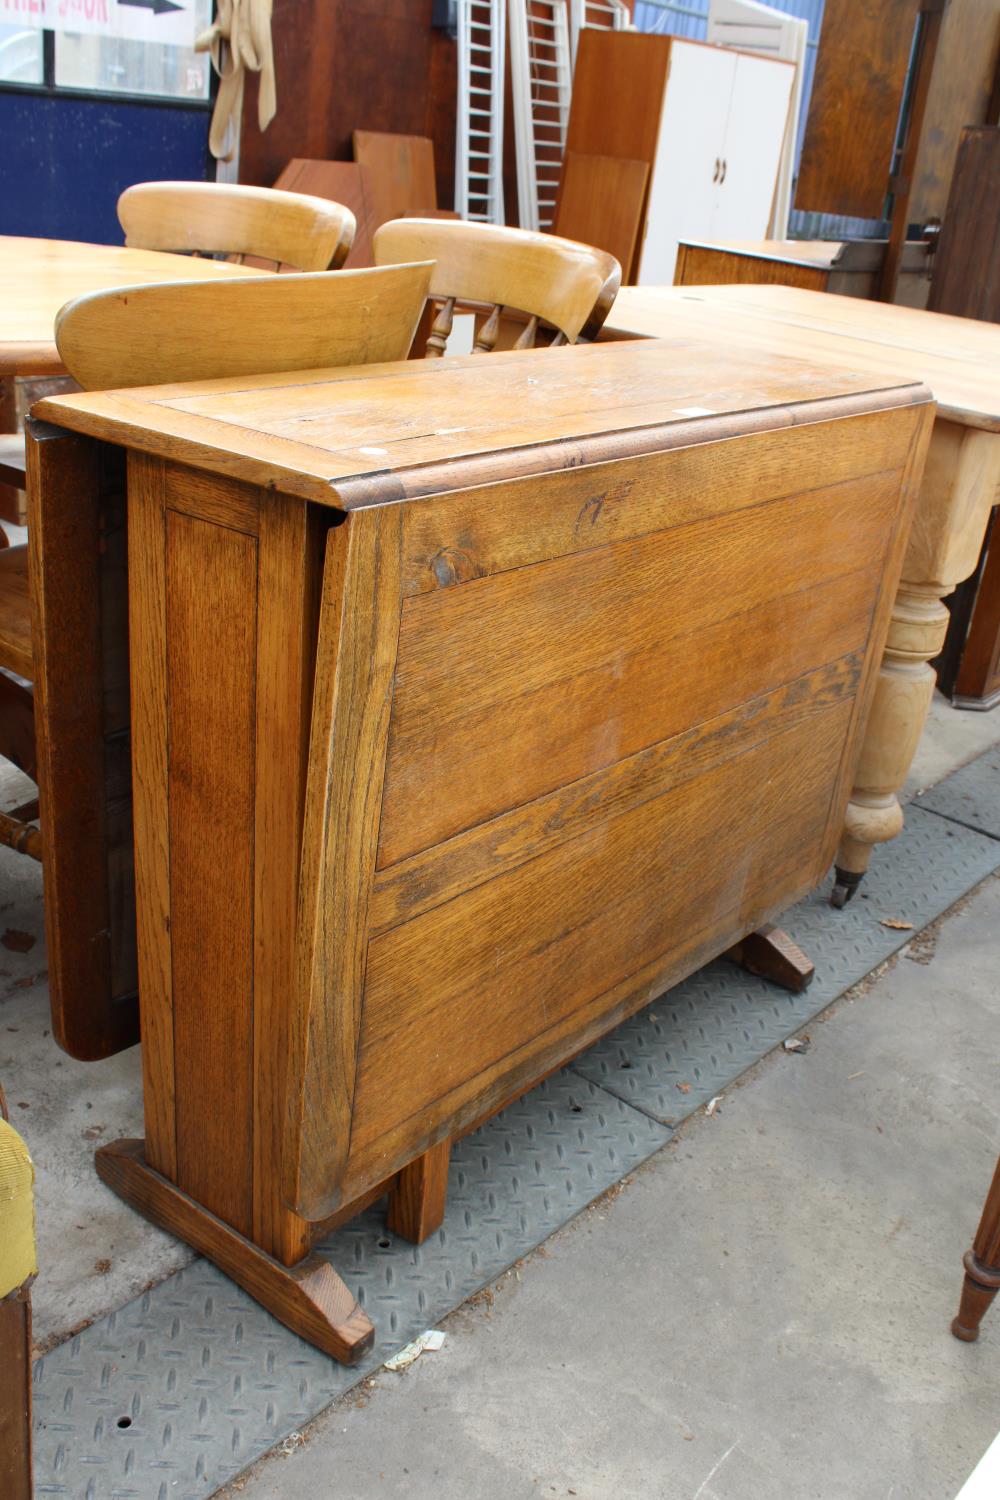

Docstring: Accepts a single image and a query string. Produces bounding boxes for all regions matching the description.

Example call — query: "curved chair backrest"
[372,218,621,355]
[118,181,357,272]
[54,263,435,391]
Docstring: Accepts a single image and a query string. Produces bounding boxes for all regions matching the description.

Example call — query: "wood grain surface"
[166,510,257,1234]
[285,507,405,1220]
[674,243,833,291]
[27,426,139,1062]
[0,1290,31,1500]
[36,336,933,1356]
[604,285,1000,431]
[795,0,920,218]
[35,338,930,506]
[909,0,1000,227]
[554,152,649,288]
[54,264,433,391]
[273,160,379,268]
[118,181,356,272]
[96,1139,375,1364]
[928,126,1000,322]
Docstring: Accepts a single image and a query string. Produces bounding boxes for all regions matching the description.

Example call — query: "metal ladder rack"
[509,0,573,231]
[456,0,507,223]
[568,0,630,66]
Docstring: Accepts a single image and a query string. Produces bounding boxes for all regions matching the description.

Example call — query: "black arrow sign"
[118,0,184,14]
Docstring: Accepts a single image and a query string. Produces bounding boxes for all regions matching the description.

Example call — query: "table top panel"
[606,285,1000,432]
[37,336,928,510]
[0,236,260,377]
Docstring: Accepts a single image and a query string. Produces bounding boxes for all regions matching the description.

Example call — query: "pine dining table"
[603,283,1000,905]
[0,235,261,518]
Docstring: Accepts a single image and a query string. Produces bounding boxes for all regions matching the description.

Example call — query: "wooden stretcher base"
[96,1139,377,1366]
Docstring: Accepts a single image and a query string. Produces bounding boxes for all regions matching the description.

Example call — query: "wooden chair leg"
[0,674,36,783]
[727,924,815,993]
[953,1153,1000,1341]
[386,1140,451,1244]
[0,377,25,530]
[0,1288,32,1500]
[0,1088,34,1500]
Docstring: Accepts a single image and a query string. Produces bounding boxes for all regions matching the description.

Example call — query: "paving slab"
[220,872,1000,1500]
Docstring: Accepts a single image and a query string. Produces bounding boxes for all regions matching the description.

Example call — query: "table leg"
[0,1287,32,1500]
[832,422,1000,906]
[953,1152,1000,1342]
[0,377,21,529]
[107,453,377,1361]
[26,422,140,1058]
[387,1141,451,1243]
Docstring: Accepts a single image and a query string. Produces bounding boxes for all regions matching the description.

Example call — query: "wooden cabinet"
[565,31,793,282]
[673,237,933,306]
[31,339,931,1360]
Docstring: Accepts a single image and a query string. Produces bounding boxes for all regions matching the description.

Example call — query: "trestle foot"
[96,1139,374,1364]
[727,924,815,993]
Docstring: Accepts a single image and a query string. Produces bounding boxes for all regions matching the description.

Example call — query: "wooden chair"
[0,1088,35,1500]
[0,183,360,500]
[372,218,621,355]
[0,262,433,863]
[117,180,357,273]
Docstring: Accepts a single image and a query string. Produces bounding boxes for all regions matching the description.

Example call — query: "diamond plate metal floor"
[32,1074,670,1499]
[571,803,1000,1123]
[31,754,1000,1500]
[913,747,1000,841]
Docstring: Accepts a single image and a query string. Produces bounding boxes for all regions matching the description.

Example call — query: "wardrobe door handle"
[720,158,727,184]
[712,158,720,183]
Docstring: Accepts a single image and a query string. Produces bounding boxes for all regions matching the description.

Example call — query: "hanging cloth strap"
[196,0,277,162]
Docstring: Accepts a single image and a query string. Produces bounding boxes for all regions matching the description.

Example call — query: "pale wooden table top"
[606,285,1000,432]
[0,236,261,378]
[36,336,928,509]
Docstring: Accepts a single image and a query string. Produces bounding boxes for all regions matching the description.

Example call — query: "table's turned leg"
[832,423,1000,906]
[953,1153,1000,1342]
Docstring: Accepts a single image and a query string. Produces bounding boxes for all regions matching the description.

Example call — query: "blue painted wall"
[0,90,211,243]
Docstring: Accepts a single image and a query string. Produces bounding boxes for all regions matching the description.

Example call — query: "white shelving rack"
[509,0,573,230]
[455,0,508,223]
[568,0,630,66]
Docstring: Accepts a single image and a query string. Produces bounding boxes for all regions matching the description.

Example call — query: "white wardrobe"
[565,30,794,283]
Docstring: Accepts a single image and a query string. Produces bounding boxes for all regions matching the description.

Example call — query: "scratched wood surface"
[36,337,930,504]
[291,404,930,1212]
[603,285,1000,432]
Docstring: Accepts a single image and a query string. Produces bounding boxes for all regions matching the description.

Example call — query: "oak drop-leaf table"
[30,338,932,1359]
